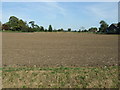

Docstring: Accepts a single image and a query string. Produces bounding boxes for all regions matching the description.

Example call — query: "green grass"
[1,30,97,34]
[2,30,33,33]
[2,66,119,88]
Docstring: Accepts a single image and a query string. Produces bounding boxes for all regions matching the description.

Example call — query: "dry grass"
[2,66,119,88]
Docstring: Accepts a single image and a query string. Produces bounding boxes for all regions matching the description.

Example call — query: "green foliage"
[18,19,28,31]
[44,29,48,32]
[29,21,35,28]
[4,16,29,32]
[1,16,119,34]
[40,26,44,32]
[9,16,19,27]
[58,28,64,32]
[22,85,27,88]
[78,29,81,32]
[6,16,19,31]
[68,28,71,32]
[48,25,53,32]
[88,27,97,32]
[82,29,88,32]
[53,29,58,32]
[99,20,108,33]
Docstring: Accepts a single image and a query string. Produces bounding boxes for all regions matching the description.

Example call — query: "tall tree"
[48,25,53,32]
[33,24,40,32]
[60,28,64,32]
[18,19,28,31]
[68,28,71,32]
[40,26,44,31]
[9,16,19,25]
[99,20,108,33]
[29,21,35,28]
[7,16,19,31]
[78,29,81,32]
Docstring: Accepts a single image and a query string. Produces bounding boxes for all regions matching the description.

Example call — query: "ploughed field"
[2,32,119,88]
[2,32,118,67]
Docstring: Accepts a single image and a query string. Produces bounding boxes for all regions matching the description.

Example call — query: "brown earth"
[2,32,118,67]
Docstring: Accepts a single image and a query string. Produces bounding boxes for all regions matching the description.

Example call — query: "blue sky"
[2,2,118,30]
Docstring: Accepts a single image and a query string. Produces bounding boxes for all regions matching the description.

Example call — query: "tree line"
[0,16,120,34]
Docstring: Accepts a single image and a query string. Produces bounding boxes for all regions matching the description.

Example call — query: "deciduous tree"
[99,20,108,33]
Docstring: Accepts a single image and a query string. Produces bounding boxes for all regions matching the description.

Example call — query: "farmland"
[2,32,119,88]
[2,32,118,67]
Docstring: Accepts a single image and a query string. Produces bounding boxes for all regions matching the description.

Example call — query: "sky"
[2,2,118,30]
[118,1,120,22]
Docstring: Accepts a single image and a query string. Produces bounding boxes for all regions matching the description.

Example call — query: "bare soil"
[2,32,118,67]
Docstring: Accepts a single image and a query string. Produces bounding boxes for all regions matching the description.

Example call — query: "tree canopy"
[1,16,119,34]
[99,20,108,33]
[48,25,53,32]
